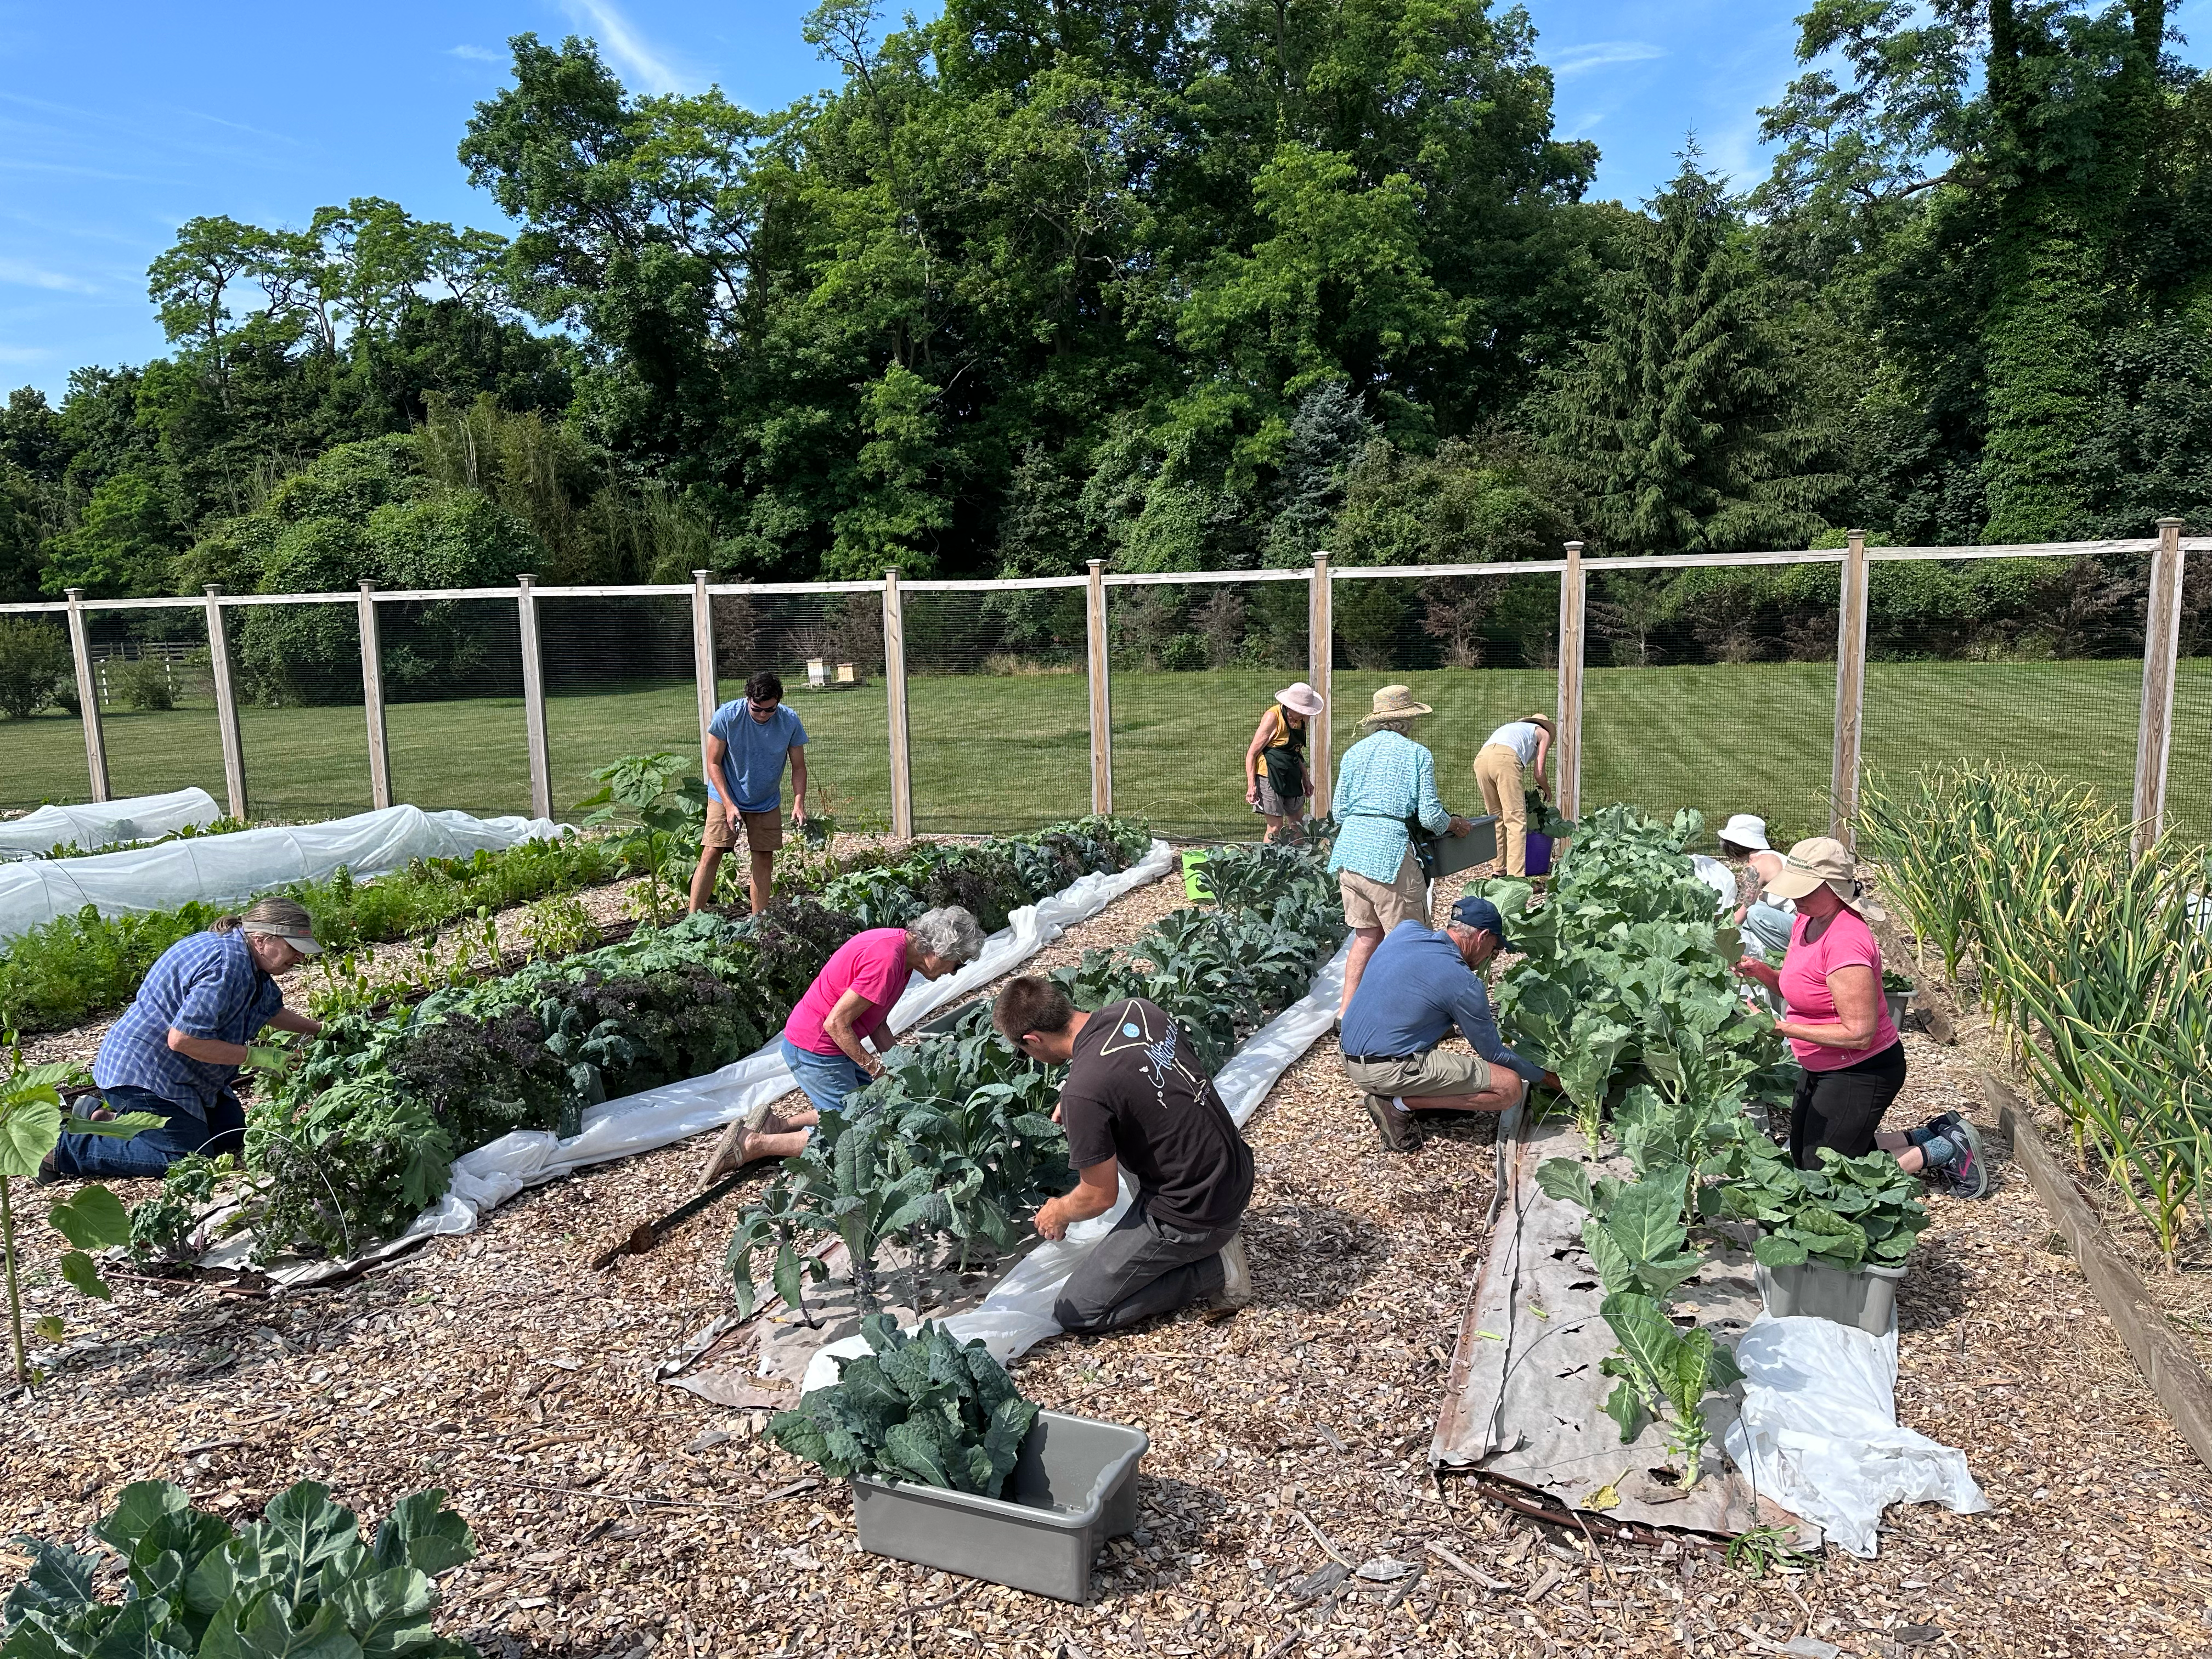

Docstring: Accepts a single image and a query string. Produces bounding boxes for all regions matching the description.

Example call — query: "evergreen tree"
[1534,156,1844,555]
[1265,382,1379,564]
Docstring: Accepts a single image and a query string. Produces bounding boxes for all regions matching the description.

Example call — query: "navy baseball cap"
[1449,895,1508,939]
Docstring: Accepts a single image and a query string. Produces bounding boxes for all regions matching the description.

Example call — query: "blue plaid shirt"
[94,929,285,1120]
[1329,730,1452,883]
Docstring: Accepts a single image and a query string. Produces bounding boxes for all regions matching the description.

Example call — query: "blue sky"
[4,1,2209,402]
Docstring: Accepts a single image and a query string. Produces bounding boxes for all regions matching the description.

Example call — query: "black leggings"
[1789,1042,1908,1170]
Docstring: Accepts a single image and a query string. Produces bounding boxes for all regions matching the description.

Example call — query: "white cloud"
[559,0,687,94]
[449,44,507,64]
[0,257,97,294]
[1551,41,1667,77]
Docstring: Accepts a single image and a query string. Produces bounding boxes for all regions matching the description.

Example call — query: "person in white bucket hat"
[1244,681,1323,842]
[1717,812,1792,956]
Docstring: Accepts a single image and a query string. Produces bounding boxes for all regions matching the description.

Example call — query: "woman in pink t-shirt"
[1734,838,1985,1195]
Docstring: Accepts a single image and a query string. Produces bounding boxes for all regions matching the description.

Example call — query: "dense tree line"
[3,0,2208,682]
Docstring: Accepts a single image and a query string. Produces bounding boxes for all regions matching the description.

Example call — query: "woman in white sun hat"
[1244,681,1323,842]
[1733,838,1986,1198]
[1717,812,1794,957]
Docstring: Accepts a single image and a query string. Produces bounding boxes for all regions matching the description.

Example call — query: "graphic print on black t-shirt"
[1059,997,1254,1234]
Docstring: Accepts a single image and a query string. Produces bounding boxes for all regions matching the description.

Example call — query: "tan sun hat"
[1764,836,1886,921]
[1357,684,1434,726]
[1521,713,1556,734]
[1274,682,1324,719]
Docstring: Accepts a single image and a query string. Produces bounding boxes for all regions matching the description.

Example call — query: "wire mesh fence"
[1328,571,1556,828]
[1111,577,1307,838]
[1861,551,2150,821]
[540,594,697,819]
[229,600,374,821]
[1581,561,1839,847]
[905,585,1088,835]
[717,589,893,834]
[0,613,90,810]
[377,596,529,817]
[2173,549,2211,842]
[89,607,228,806]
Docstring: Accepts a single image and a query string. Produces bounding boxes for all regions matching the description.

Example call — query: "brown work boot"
[1364,1093,1420,1154]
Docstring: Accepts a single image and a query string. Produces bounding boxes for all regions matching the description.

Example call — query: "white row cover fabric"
[0,804,565,942]
[799,936,1351,1392]
[0,787,221,861]
[389,840,1181,1249]
[1723,1313,1988,1558]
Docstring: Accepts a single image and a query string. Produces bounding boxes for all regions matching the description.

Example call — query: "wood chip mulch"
[5,865,2212,1658]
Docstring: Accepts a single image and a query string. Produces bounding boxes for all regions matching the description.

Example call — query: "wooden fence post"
[1554,544,1584,821]
[883,567,913,839]
[1086,560,1113,815]
[1832,530,1871,845]
[2134,516,2187,858]
[205,584,248,819]
[691,569,719,785]
[357,582,392,811]
[516,574,553,821]
[63,586,109,804]
[1309,552,1334,811]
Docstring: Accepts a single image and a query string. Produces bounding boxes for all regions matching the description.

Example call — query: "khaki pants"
[1475,744,1529,876]
[1339,849,1428,932]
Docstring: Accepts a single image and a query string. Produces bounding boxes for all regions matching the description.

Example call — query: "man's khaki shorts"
[1339,848,1428,932]
[704,799,784,855]
[1344,1047,1494,1100]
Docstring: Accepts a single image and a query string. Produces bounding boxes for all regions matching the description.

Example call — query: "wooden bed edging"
[1980,1072,2212,1471]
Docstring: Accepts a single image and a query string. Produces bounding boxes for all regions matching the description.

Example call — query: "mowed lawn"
[2,659,2203,842]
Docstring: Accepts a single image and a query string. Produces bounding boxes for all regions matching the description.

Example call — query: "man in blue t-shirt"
[688,669,809,915]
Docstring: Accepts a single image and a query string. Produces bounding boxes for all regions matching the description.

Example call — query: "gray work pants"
[1053,1200,1238,1335]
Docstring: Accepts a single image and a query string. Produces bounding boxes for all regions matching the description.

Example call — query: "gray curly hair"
[909,905,986,964]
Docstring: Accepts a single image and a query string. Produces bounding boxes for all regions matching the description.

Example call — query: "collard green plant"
[0,1479,477,1659]
[768,1315,1040,1498]
[0,1045,160,1383]
[1596,1290,1743,1488]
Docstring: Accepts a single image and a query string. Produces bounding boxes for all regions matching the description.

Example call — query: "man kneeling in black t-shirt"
[994,977,1255,1333]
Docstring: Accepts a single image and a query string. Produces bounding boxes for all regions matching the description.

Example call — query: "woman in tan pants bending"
[1474,714,1553,877]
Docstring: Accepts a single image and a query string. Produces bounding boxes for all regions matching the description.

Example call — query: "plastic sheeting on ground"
[0,788,221,861]
[0,804,565,941]
[1724,1313,1988,1559]
[795,936,1351,1393]
[225,840,1182,1288]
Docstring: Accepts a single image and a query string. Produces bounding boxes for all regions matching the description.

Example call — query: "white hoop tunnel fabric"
[0,804,565,942]
[0,787,224,861]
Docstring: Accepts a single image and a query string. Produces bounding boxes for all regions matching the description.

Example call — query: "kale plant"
[768,1315,1041,1498]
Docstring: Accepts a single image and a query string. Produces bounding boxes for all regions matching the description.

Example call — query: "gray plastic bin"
[851,1410,1148,1601]
[1756,1259,1907,1336]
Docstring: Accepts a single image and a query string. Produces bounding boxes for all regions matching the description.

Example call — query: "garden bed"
[9,864,2211,1657]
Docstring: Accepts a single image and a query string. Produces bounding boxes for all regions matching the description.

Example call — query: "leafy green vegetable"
[0,1480,477,1659]
[1597,1290,1743,1487]
[768,1315,1041,1499]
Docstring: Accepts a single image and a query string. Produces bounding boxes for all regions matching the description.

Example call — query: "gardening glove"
[245,1044,296,1075]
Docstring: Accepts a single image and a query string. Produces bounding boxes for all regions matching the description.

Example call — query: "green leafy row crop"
[1857,765,2212,1265]
[727,839,1345,1320]
[137,818,1153,1265]
[0,1479,477,1659]
[0,833,628,1035]
[1496,804,1930,1484]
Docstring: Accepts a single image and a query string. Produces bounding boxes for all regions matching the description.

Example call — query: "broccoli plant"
[1596,1290,1744,1487]
[575,751,707,927]
[768,1315,1041,1498]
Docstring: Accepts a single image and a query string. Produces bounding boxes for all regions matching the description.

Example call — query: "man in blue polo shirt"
[1338,895,1558,1153]
[688,669,809,915]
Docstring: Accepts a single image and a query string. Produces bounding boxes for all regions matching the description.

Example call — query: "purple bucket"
[1524,831,1554,877]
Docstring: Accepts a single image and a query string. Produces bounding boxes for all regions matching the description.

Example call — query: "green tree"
[1535,157,1844,555]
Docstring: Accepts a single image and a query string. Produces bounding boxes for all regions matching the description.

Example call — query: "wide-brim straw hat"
[1357,684,1434,726]
[1521,713,1556,734]
[1765,836,1886,920]
[1274,682,1324,719]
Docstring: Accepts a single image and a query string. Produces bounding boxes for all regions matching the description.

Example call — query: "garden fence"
[2,522,2204,851]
